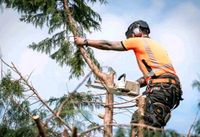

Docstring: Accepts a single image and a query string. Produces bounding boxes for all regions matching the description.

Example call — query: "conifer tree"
[0,72,37,136]
[192,78,200,135]
[0,0,107,78]
[0,1,109,136]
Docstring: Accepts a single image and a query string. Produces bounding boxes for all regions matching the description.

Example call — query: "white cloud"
[1,1,200,134]
[19,49,49,75]
[152,1,200,71]
[87,13,128,66]
[153,2,200,133]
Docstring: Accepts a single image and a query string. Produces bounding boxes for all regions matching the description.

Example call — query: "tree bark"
[33,115,46,137]
[104,88,114,137]
[72,127,78,137]
[63,129,69,137]
[63,1,114,136]
[137,96,145,137]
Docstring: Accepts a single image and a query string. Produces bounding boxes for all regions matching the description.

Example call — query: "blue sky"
[0,0,200,135]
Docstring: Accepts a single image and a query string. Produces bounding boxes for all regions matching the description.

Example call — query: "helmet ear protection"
[133,24,142,37]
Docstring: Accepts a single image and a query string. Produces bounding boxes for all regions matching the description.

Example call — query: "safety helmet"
[125,20,150,38]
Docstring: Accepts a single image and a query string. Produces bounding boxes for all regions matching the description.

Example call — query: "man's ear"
[129,33,135,38]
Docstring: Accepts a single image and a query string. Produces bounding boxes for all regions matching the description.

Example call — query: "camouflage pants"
[131,83,182,128]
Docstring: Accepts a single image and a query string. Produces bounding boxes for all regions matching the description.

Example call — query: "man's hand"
[136,76,147,88]
[74,36,87,46]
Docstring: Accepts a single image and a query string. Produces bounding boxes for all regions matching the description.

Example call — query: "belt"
[149,78,176,84]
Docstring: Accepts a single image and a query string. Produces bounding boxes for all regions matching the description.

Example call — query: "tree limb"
[33,115,47,137]
[1,59,72,132]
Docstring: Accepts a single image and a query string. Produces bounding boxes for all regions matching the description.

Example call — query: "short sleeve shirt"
[121,37,176,81]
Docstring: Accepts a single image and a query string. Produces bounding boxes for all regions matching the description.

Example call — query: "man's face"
[126,33,135,39]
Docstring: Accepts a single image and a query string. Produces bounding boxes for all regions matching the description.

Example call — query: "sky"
[0,0,200,135]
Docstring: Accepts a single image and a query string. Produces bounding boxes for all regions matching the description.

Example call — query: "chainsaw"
[86,73,140,96]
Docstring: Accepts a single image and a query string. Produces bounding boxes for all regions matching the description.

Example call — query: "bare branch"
[1,60,72,132]
[57,71,92,117]
[113,104,136,109]
[23,93,35,102]
[73,71,92,92]
[78,123,163,136]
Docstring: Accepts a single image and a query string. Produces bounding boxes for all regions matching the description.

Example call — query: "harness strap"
[142,39,174,77]
[149,78,176,85]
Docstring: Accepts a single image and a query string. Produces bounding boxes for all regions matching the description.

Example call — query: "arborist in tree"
[74,20,183,129]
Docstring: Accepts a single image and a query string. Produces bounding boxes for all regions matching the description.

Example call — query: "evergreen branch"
[68,48,85,79]
[79,109,95,125]
[9,99,33,124]
[29,30,67,54]
[56,71,92,116]
[56,92,103,118]
[50,40,73,66]
[192,79,200,91]
[1,0,105,79]
[1,59,72,132]
[20,13,47,29]
[86,0,107,4]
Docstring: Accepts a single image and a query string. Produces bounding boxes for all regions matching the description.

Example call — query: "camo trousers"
[131,82,182,128]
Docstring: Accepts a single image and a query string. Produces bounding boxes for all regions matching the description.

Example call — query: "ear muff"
[133,25,142,37]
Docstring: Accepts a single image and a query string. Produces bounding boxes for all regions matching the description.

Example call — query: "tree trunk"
[33,115,46,137]
[137,96,145,137]
[63,1,114,136]
[104,88,114,137]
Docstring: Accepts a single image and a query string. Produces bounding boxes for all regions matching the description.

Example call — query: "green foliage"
[141,129,163,137]
[48,91,102,131]
[194,120,200,135]
[0,73,23,99]
[192,78,200,93]
[0,72,37,137]
[0,124,36,137]
[0,0,107,79]
[127,127,180,137]
[114,127,126,137]
[0,0,113,135]
[51,92,102,117]
[164,129,181,137]
[192,77,200,135]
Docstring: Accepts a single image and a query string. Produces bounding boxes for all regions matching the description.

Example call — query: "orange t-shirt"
[122,37,176,81]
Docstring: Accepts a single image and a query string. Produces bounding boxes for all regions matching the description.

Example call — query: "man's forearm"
[86,39,113,50]
[74,36,125,51]
[86,39,124,51]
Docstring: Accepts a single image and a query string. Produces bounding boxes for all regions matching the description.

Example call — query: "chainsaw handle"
[118,73,126,81]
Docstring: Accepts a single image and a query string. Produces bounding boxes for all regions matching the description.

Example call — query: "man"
[74,20,183,130]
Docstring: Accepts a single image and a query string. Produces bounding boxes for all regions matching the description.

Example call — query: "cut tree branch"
[33,115,47,137]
